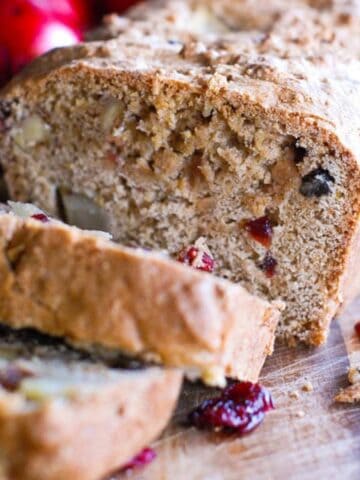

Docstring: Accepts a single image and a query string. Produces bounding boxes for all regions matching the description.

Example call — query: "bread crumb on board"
[288,390,300,400]
[348,366,360,385]
[334,384,360,404]
[334,365,360,404]
[295,410,306,418]
[301,381,314,392]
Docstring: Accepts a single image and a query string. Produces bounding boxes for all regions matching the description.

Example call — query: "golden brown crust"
[0,213,280,385]
[125,0,360,37]
[0,367,182,480]
[93,0,360,58]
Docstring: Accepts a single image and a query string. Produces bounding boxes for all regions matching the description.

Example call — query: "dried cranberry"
[0,364,34,391]
[245,216,273,248]
[178,246,215,273]
[355,321,360,339]
[300,168,335,198]
[120,448,156,473]
[31,213,50,223]
[188,381,274,434]
[259,252,277,278]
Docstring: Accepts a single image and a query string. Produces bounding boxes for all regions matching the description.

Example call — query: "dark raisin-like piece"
[300,168,335,198]
[0,99,12,120]
[355,321,360,339]
[259,252,277,278]
[294,145,307,164]
[0,99,12,131]
[0,364,34,392]
[245,216,273,248]
[188,381,274,434]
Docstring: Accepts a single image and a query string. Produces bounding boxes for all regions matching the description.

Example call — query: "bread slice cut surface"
[0,325,182,480]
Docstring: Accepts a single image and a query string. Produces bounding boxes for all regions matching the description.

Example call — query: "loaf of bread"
[0,203,279,386]
[0,324,182,480]
[0,0,359,348]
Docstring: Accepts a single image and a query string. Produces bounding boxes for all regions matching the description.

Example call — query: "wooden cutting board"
[122,298,360,480]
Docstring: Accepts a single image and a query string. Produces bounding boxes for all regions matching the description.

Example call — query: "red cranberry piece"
[245,216,273,248]
[355,321,360,339]
[120,447,156,473]
[177,246,215,273]
[0,364,34,392]
[31,213,50,223]
[188,381,274,435]
[259,252,277,278]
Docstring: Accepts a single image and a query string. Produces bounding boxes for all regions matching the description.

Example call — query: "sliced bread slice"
[0,325,182,480]
[0,203,280,386]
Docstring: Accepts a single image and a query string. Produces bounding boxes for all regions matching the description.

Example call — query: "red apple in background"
[0,0,92,86]
[43,0,94,30]
[0,0,143,88]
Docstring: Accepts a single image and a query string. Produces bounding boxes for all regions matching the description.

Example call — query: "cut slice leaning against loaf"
[0,203,280,387]
[0,18,359,347]
[0,325,182,480]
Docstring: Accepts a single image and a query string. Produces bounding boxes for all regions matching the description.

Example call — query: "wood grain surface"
[120,300,360,480]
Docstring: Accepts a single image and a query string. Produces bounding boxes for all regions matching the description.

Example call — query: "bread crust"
[0,365,182,480]
[94,0,360,54]
[0,213,279,385]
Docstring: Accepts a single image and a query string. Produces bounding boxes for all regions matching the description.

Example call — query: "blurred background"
[0,0,139,87]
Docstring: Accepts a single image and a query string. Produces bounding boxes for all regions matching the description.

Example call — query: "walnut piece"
[13,115,49,149]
